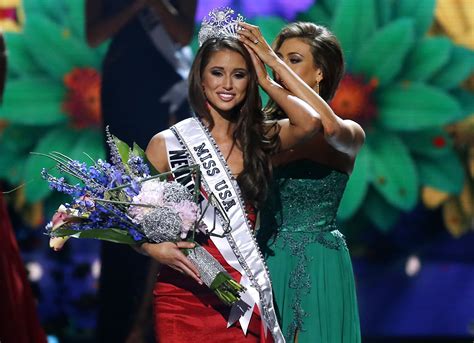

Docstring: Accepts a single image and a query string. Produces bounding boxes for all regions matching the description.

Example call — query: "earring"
[315,82,320,94]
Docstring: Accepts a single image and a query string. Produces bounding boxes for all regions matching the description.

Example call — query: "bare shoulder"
[145,131,170,172]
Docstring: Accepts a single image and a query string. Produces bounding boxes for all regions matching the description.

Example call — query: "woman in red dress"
[140,9,321,342]
[0,33,47,343]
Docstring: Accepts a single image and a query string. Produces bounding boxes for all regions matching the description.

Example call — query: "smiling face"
[276,37,323,91]
[201,49,249,114]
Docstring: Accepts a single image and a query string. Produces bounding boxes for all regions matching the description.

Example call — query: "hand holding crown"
[237,22,279,68]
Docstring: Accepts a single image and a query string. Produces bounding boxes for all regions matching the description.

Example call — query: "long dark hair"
[265,22,344,118]
[188,37,278,209]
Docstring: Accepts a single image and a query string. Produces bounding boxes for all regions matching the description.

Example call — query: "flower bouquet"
[38,128,245,306]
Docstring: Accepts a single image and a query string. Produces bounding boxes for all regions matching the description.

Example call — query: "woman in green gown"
[238,22,364,342]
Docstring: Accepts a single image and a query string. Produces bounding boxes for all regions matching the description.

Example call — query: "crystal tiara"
[197,7,244,47]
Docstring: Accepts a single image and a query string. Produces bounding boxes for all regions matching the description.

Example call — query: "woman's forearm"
[270,59,366,154]
[147,0,197,45]
[262,76,319,129]
[260,75,320,150]
[269,58,342,137]
[271,59,365,155]
[85,0,146,48]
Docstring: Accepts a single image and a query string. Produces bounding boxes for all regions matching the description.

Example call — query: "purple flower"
[128,155,150,177]
[129,228,145,242]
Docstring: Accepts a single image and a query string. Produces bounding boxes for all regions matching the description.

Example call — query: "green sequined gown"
[258,160,361,342]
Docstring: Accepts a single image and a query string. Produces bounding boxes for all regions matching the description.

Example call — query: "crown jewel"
[198,7,244,47]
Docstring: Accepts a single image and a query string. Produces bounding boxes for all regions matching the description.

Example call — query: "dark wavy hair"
[188,37,279,209]
[265,22,344,118]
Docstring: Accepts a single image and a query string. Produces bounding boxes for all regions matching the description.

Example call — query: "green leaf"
[4,34,42,77]
[331,0,377,65]
[131,142,160,175]
[451,89,474,116]
[112,135,131,164]
[36,0,68,22]
[66,0,86,40]
[65,129,105,184]
[352,18,415,86]
[319,0,340,15]
[363,188,401,232]
[367,132,418,211]
[24,127,79,202]
[0,124,49,153]
[23,0,42,12]
[132,142,146,159]
[401,37,452,82]
[375,0,394,27]
[338,145,370,220]
[430,46,474,90]
[69,129,105,162]
[190,31,200,55]
[416,152,465,194]
[23,18,74,80]
[377,83,463,131]
[54,227,139,245]
[398,128,454,157]
[296,5,332,27]
[0,144,27,185]
[24,17,100,81]
[393,0,436,36]
[0,78,67,125]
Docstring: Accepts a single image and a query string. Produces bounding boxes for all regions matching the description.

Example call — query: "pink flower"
[171,200,206,238]
[47,205,85,251]
[128,180,166,222]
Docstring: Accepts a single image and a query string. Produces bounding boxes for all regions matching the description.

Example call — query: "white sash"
[163,117,284,342]
[139,6,192,113]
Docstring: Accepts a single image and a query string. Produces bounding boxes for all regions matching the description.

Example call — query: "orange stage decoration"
[330,74,378,126]
[62,67,102,128]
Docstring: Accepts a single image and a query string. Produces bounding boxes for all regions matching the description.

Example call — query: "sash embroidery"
[163,118,285,342]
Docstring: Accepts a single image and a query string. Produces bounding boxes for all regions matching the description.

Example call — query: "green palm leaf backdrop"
[253,0,473,232]
[0,0,107,218]
[1,0,473,232]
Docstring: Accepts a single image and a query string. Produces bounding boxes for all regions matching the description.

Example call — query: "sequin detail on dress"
[258,160,350,341]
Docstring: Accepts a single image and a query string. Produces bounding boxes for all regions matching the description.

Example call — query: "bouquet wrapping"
[40,129,245,306]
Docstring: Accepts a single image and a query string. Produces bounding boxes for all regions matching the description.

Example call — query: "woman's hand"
[244,44,271,86]
[238,22,279,67]
[141,241,203,284]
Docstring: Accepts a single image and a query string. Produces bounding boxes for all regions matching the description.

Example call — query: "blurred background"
[0,0,473,342]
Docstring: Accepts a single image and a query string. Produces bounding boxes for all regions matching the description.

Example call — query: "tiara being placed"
[198,7,244,46]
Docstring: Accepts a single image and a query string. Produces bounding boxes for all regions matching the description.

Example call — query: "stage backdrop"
[0,0,472,341]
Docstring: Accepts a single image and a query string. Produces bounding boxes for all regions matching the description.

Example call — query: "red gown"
[153,208,273,343]
[0,194,47,343]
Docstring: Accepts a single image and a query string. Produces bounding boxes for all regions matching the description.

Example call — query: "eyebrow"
[286,52,304,57]
[276,51,304,58]
[209,66,248,73]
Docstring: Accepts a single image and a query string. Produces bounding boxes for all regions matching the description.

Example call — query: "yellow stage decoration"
[0,0,24,32]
